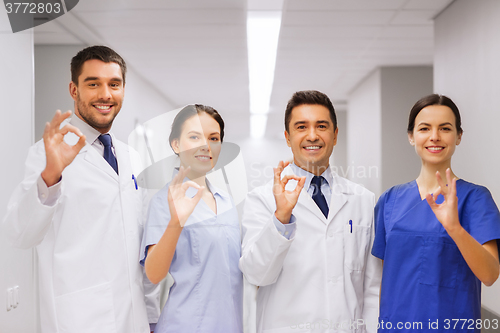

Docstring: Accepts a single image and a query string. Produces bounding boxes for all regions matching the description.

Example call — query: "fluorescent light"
[250,114,268,139]
[247,10,282,138]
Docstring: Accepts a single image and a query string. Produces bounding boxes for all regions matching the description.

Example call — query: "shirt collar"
[69,114,110,146]
[290,163,333,190]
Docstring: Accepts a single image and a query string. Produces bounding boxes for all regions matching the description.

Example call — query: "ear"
[333,127,339,146]
[456,132,462,146]
[284,130,291,147]
[69,81,78,101]
[408,132,415,146]
[171,139,180,154]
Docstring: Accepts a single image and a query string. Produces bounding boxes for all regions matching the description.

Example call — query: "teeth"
[95,105,111,110]
[427,147,443,151]
[304,146,321,150]
[196,156,210,160]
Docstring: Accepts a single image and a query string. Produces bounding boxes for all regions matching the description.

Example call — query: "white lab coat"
[239,166,382,333]
[2,135,155,333]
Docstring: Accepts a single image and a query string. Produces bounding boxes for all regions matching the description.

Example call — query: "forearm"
[448,225,499,286]
[145,219,183,284]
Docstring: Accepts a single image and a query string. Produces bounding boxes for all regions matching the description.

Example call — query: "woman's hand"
[425,168,461,233]
[168,166,204,227]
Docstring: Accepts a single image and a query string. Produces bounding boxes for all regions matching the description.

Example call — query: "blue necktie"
[98,134,118,174]
[311,176,328,218]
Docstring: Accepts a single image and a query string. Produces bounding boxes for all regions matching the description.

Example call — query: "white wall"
[35,45,176,142]
[380,66,433,191]
[0,11,37,333]
[434,0,500,315]
[347,66,433,197]
[347,69,382,195]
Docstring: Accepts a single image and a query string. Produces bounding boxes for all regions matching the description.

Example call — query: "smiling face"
[409,104,462,168]
[70,59,124,133]
[171,112,222,178]
[285,104,338,176]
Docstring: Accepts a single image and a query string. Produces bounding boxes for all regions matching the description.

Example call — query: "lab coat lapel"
[83,141,119,181]
[297,189,328,223]
[326,175,350,225]
[114,138,132,185]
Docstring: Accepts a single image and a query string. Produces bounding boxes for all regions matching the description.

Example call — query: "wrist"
[41,169,61,187]
[445,221,464,238]
[275,210,292,224]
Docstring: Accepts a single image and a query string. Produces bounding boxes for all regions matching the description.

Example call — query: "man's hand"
[273,161,306,224]
[41,110,86,187]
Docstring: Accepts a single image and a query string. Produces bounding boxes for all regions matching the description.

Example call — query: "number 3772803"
[5,2,61,14]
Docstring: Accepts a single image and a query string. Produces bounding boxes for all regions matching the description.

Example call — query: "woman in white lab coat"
[140,105,243,333]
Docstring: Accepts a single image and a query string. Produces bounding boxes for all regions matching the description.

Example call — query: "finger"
[192,185,205,203]
[425,193,438,209]
[49,110,63,131]
[294,176,306,193]
[43,122,51,140]
[433,186,442,198]
[180,180,202,193]
[281,174,303,185]
[273,167,282,186]
[72,134,87,153]
[59,124,84,137]
[282,160,290,169]
[435,171,447,194]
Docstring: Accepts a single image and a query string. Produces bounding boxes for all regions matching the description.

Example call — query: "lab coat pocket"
[419,239,459,289]
[344,225,371,271]
[55,282,117,333]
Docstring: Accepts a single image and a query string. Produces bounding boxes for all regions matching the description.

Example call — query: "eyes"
[188,135,220,142]
[296,124,329,130]
[418,127,452,132]
[86,82,122,88]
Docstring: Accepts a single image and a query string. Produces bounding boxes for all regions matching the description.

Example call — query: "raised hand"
[41,110,86,187]
[273,160,306,224]
[168,166,205,227]
[425,168,460,232]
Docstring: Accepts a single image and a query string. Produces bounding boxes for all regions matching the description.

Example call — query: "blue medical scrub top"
[140,179,243,333]
[372,180,500,332]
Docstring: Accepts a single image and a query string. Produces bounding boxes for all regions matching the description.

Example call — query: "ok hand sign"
[41,110,86,187]
[273,161,306,224]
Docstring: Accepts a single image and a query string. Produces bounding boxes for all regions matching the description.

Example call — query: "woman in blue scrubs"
[372,94,500,332]
[140,105,242,333]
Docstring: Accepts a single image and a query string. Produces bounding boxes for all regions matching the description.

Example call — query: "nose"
[98,85,112,100]
[306,127,319,141]
[430,128,440,141]
[199,138,211,151]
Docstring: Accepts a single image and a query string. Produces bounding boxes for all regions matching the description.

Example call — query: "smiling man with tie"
[240,90,382,333]
[2,46,156,333]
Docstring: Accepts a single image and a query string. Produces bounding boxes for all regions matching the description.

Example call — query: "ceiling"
[34,0,454,139]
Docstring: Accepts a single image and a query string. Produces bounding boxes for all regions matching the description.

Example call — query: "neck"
[416,161,457,190]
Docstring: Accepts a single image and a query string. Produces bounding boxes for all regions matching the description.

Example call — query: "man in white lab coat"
[240,90,382,333]
[2,46,157,333]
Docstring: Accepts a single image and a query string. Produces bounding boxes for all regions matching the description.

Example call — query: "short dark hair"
[169,104,225,153]
[407,94,463,134]
[284,90,337,132]
[71,45,127,85]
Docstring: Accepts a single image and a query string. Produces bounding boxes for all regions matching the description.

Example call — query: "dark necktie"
[98,134,118,174]
[311,176,329,218]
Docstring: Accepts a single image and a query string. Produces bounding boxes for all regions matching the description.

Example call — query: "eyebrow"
[294,120,331,126]
[187,130,220,136]
[83,76,123,83]
[417,122,454,127]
